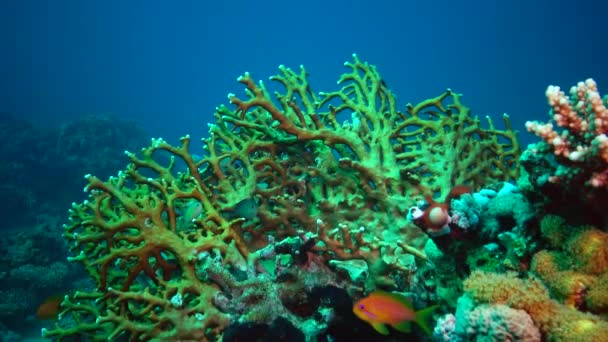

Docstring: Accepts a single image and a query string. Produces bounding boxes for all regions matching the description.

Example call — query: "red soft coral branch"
[526,79,608,188]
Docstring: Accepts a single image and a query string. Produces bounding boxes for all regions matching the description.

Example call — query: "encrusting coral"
[531,214,608,313]
[463,271,608,340]
[454,79,608,342]
[41,55,520,341]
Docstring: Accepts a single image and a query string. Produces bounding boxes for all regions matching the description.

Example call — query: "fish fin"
[415,305,439,335]
[391,320,412,333]
[371,322,390,335]
[373,290,414,310]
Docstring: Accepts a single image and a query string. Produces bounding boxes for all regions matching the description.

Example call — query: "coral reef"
[433,294,541,341]
[28,60,608,341]
[0,218,83,340]
[531,215,608,313]
[0,113,148,229]
[462,271,608,340]
[41,55,519,341]
[522,79,608,224]
[0,113,149,339]
[452,79,608,342]
[525,79,608,188]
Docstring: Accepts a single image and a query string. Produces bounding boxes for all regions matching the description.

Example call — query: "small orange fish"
[36,295,64,320]
[352,291,437,335]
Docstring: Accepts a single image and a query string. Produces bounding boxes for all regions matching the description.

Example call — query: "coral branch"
[526,79,608,188]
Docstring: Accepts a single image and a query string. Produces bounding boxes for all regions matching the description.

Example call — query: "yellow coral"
[463,271,548,310]
[567,229,608,275]
[463,271,608,340]
[531,250,597,308]
[587,272,608,314]
[530,250,562,276]
[539,214,569,246]
[539,217,608,276]
[535,216,608,315]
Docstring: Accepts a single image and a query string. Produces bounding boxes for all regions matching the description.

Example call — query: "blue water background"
[2,0,607,146]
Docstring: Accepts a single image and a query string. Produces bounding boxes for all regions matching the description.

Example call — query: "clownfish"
[352,291,437,335]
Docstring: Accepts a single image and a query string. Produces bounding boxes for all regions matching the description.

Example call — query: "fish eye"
[358,304,364,309]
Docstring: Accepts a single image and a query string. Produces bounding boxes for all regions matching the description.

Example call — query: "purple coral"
[464,304,540,341]
[453,295,541,342]
[433,313,456,341]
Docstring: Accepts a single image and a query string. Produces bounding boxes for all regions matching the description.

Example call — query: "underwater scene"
[2,1,608,341]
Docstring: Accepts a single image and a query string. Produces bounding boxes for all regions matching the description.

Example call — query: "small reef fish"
[36,295,63,320]
[220,197,259,220]
[352,290,437,335]
[182,200,203,222]
[176,199,204,230]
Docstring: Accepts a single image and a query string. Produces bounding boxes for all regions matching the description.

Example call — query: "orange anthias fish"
[36,295,64,320]
[353,291,437,336]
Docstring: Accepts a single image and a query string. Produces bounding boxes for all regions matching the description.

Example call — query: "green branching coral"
[45,137,246,341]
[401,92,520,199]
[227,55,519,204]
[43,55,520,341]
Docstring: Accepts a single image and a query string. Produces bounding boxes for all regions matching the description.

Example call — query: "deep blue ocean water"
[2,1,608,341]
[3,0,607,145]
